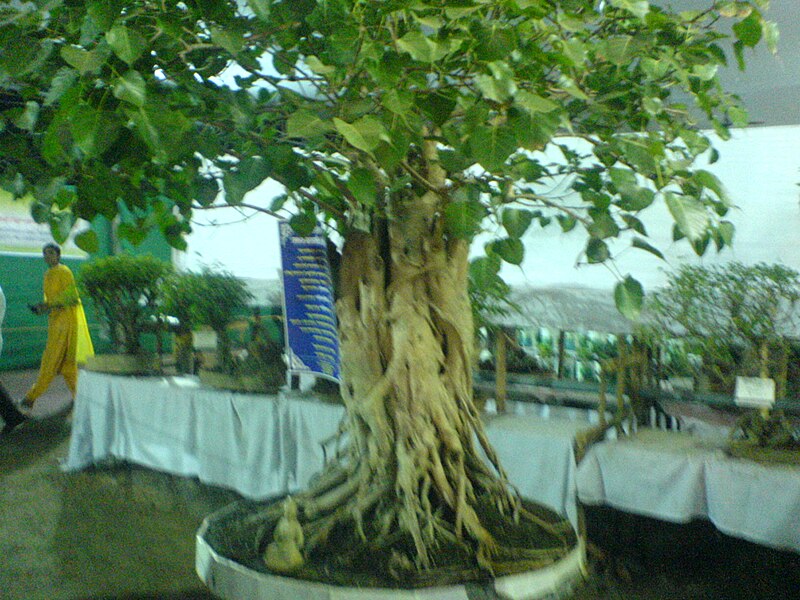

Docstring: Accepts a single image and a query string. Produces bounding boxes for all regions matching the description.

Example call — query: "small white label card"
[734,376,776,409]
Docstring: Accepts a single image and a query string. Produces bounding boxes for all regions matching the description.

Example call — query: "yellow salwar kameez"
[25,263,94,401]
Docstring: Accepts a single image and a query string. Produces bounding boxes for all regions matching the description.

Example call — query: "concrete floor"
[0,369,239,600]
[2,369,797,600]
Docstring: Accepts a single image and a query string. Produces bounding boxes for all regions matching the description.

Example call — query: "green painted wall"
[0,219,173,370]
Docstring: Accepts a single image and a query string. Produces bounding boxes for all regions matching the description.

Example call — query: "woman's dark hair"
[42,242,61,257]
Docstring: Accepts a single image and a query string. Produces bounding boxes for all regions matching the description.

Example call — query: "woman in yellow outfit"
[21,242,94,411]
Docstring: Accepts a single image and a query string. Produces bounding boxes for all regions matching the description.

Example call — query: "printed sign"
[279,220,340,382]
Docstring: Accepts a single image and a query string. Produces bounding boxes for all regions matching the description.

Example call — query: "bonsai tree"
[0,0,774,584]
[162,270,207,373]
[190,268,254,375]
[78,254,173,355]
[645,262,800,393]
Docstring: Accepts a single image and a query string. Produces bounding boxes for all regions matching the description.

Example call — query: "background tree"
[0,0,774,582]
[645,262,800,393]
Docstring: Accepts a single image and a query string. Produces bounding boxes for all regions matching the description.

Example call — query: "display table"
[64,371,344,499]
[576,429,800,553]
[65,372,599,526]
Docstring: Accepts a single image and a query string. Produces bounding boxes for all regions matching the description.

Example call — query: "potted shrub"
[192,269,284,393]
[161,271,206,374]
[78,254,173,374]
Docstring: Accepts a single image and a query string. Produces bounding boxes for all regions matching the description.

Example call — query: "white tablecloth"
[64,371,345,499]
[65,372,596,525]
[576,429,800,552]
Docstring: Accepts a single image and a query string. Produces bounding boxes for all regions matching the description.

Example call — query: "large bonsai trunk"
[255,145,574,580]
[331,218,511,569]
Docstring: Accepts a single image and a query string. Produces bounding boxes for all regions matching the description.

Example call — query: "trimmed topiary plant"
[78,254,173,373]
[162,270,207,374]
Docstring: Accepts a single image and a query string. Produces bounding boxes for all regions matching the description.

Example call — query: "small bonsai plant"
[162,271,207,373]
[191,268,254,374]
[78,254,173,355]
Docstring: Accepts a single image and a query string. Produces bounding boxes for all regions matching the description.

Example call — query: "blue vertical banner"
[278,220,340,382]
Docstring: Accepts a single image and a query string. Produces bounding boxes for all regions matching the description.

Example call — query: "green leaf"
[733,13,762,48]
[287,110,334,139]
[588,212,620,239]
[469,125,517,172]
[469,255,502,290]
[557,214,577,232]
[30,202,49,224]
[763,20,779,54]
[60,45,106,75]
[489,237,524,265]
[53,185,77,209]
[113,70,146,107]
[347,168,377,207]
[14,101,40,131]
[304,55,335,75]
[641,57,670,80]
[610,0,649,20]
[210,26,244,56]
[106,25,147,65]
[444,200,486,240]
[476,61,517,103]
[415,92,457,127]
[515,91,559,114]
[691,64,719,81]
[74,229,100,254]
[609,167,655,210]
[609,167,637,191]
[70,104,121,157]
[0,37,40,77]
[586,238,610,264]
[716,220,735,248]
[665,192,709,241]
[223,157,271,204]
[194,177,219,207]
[245,0,271,21]
[632,237,664,260]
[396,31,461,63]
[727,105,749,128]
[622,214,647,235]
[333,116,388,154]
[126,104,191,163]
[558,75,589,100]
[117,221,149,246]
[598,36,636,65]
[44,68,78,106]
[290,212,317,237]
[692,170,730,205]
[614,276,643,321]
[561,38,587,66]
[501,208,534,239]
[49,211,76,244]
[382,89,414,117]
[87,0,123,31]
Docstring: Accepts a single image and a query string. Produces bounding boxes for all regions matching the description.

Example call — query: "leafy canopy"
[0,0,776,314]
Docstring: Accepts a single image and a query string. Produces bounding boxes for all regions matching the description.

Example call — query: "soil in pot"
[203,494,578,589]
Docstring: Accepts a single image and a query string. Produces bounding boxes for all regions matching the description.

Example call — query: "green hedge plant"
[78,254,173,355]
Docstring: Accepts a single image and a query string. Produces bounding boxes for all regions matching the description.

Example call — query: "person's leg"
[23,333,67,408]
[0,379,26,433]
[61,360,78,399]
